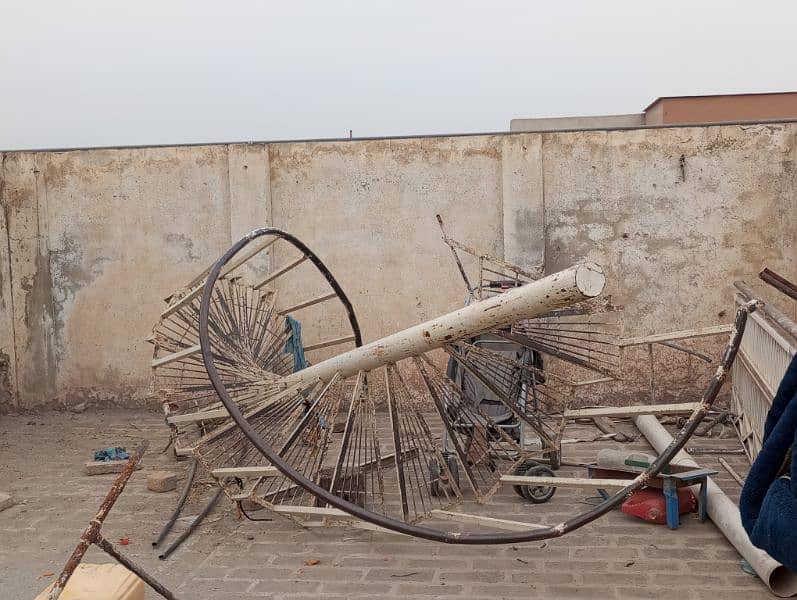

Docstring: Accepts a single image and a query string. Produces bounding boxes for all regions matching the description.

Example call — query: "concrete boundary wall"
[1,124,795,410]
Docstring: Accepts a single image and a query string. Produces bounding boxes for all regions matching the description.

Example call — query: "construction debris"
[35,564,145,600]
[148,226,631,545]
[718,457,746,487]
[0,492,15,512]
[133,224,777,552]
[48,441,177,600]
[146,472,178,493]
[591,416,634,442]
[84,461,142,476]
[635,415,797,598]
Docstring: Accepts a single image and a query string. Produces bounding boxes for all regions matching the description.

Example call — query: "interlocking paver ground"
[0,409,769,599]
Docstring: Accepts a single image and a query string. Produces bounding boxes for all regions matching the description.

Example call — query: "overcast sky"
[2,1,796,150]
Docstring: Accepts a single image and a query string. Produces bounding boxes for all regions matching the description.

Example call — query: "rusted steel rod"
[436,213,474,292]
[657,340,712,362]
[735,280,797,341]
[96,536,178,600]
[158,487,223,560]
[48,440,177,600]
[152,458,198,548]
[760,268,797,303]
[49,441,149,599]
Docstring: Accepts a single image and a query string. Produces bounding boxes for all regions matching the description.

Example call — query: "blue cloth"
[740,353,797,570]
[93,447,129,462]
[283,315,307,372]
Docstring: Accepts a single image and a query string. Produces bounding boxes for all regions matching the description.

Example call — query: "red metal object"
[622,487,696,525]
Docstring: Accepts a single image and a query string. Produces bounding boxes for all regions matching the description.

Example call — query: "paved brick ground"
[0,409,769,599]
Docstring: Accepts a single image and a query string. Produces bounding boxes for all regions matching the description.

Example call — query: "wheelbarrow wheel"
[521,465,556,504]
[511,460,539,499]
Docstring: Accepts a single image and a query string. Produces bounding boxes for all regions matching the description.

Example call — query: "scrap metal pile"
[147,224,754,545]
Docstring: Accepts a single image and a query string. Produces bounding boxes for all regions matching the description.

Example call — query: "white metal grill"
[731,293,796,462]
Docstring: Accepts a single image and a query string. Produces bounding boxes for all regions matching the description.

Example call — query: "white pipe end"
[575,263,606,298]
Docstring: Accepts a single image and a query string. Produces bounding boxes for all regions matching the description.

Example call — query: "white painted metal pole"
[634,415,797,598]
[285,263,605,386]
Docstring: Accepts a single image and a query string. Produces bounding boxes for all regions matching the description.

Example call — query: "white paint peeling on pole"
[282,263,605,386]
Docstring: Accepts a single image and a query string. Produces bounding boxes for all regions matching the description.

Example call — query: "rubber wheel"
[511,460,539,498]
[521,465,556,504]
[429,457,441,497]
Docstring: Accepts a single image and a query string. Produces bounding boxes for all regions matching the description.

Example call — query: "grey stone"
[0,493,14,512]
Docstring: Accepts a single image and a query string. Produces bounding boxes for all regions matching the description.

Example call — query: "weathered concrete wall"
[0,145,270,409]
[543,124,796,333]
[542,124,797,402]
[268,136,505,347]
[1,124,795,410]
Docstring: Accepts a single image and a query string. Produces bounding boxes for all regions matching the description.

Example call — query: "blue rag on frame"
[740,353,797,570]
[283,315,307,373]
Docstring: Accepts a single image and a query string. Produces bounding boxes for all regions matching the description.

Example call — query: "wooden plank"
[254,256,307,290]
[564,402,699,419]
[270,505,350,517]
[160,237,277,319]
[180,236,278,292]
[211,466,280,478]
[160,286,204,319]
[269,506,402,534]
[570,377,615,387]
[718,457,745,486]
[303,335,356,352]
[175,379,319,456]
[167,407,229,425]
[277,292,337,316]
[500,475,635,488]
[430,510,544,531]
[84,461,143,476]
[618,324,732,347]
[592,416,633,442]
[298,516,407,535]
[151,344,201,368]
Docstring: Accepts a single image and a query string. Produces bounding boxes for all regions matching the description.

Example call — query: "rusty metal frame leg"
[158,487,224,560]
[47,440,178,600]
[96,536,178,600]
[152,457,198,549]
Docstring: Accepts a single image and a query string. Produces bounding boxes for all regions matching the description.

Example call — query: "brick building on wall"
[512,91,797,131]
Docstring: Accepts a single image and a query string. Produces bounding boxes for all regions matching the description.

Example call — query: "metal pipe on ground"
[634,415,797,598]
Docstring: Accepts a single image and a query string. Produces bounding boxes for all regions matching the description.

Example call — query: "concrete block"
[146,471,177,492]
[84,461,141,476]
[0,492,15,512]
